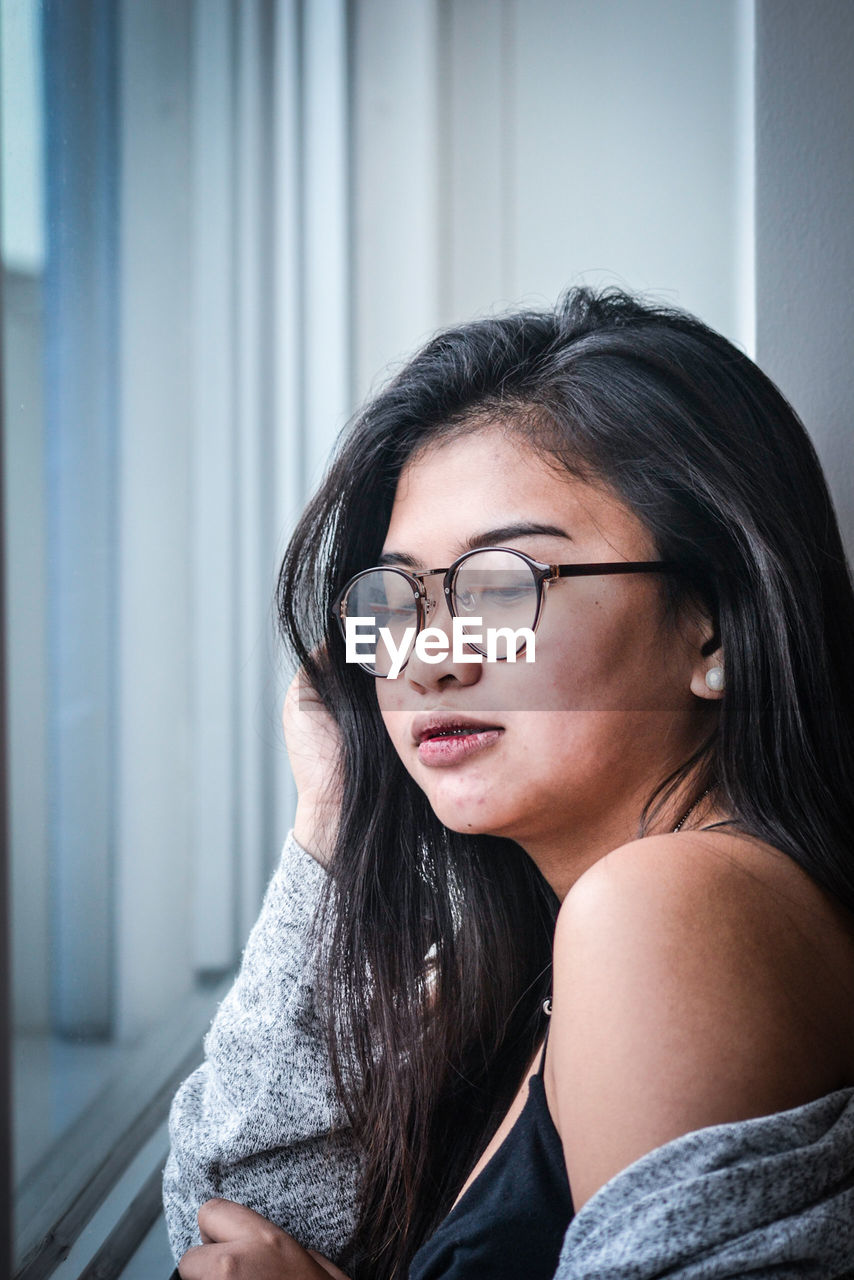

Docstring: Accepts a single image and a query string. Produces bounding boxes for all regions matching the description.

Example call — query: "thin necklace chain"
[671,786,714,833]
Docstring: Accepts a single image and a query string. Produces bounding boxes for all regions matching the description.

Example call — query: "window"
[2,0,349,1272]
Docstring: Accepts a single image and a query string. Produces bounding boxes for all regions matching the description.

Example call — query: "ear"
[690,629,724,701]
[677,598,724,701]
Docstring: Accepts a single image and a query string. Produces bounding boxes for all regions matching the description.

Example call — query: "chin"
[414,768,518,835]
[440,814,489,835]
[428,797,509,839]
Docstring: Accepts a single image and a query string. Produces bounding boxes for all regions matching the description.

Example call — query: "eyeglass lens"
[344,568,420,676]
[452,550,538,640]
[342,549,539,675]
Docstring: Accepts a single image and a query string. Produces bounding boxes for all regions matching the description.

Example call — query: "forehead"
[382,426,653,561]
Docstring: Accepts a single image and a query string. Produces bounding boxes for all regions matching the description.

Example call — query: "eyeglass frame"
[331,546,681,677]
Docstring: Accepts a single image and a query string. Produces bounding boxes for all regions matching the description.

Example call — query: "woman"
[166,287,854,1278]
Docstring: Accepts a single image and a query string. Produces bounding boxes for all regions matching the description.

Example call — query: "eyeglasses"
[332,546,679,677]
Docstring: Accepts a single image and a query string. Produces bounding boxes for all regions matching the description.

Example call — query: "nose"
[403,587,482,690]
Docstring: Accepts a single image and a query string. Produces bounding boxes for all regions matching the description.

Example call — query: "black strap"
[536,1020,552,1078]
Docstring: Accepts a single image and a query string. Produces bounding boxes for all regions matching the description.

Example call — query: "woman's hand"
[283,662,344,867]
[178,1199,351,1280]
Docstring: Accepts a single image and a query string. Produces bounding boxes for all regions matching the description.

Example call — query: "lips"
[412,712,504,745]
[411,713,505,771]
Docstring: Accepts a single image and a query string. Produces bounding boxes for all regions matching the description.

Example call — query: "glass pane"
[1,1,288,1268]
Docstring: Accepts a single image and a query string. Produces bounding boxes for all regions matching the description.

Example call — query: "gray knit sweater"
[164,832,854,1277]
[162,831,360,1264]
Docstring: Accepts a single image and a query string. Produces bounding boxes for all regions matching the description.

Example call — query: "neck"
[521,781,719,902]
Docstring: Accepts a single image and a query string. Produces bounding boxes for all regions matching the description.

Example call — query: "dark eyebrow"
[377,522,572,569]
[462,522,574,553]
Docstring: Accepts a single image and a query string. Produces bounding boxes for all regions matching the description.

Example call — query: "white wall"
[755,0,854,556]
[353,0,752,403]
[353,0,442,406]
[353,0,854,554]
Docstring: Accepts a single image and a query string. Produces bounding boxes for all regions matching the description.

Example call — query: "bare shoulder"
[557,827,854,998]
[548,829,854,1211]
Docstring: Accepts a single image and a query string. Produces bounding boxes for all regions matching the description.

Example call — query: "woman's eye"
[369,603,415,621]
[456,586,528,612]
[483,586,528,603]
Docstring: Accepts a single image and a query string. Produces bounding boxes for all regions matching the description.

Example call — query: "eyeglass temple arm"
[551,561,680,578]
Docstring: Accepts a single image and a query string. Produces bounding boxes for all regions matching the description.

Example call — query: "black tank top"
[409,1028,574,1279]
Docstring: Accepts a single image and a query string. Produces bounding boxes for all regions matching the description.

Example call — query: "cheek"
[534,590,683,713]
[515,609,622,712]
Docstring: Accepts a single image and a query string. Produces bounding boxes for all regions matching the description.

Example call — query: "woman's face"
[374,425,717,896]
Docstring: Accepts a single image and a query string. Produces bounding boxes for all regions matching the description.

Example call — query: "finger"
[177,1242,220,1278]
[181,1232,339,1280]
[179,1241,291,1280]
[307,1249,352,1280]
[197,1197,279,1243]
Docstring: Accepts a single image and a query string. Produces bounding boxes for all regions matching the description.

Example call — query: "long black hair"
[276,286,854,1277]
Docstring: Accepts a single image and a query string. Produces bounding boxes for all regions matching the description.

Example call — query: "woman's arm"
[162,829,360,1265]
[163,668,358,1266]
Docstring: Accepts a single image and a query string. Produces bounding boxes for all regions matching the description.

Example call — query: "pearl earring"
[705,666,725,692]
